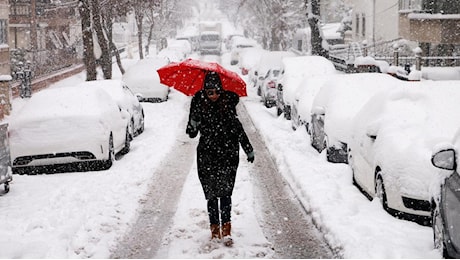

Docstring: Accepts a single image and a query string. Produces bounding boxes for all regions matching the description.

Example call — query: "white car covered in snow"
[349,81,460,225]
[310,73,400,163]
[77,79,145,138]
[9,86,131,174]
[122,57,170,103]
[276,55,337,120]
[229,36,260,65]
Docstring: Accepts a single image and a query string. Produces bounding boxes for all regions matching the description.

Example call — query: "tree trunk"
[79,0,97,81]
[307,0,329,58]
[110,41,125,75]
[145,23,155,56]
[103,5,125,75]
[135,12,144,59]
[92,0,112,79]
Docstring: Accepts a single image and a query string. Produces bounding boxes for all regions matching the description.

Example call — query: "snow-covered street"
[0,52,441,258]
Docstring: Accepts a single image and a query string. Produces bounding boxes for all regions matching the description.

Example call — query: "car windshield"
[201,35,220,41]
[272,70,281,77]
[236,44,254,48]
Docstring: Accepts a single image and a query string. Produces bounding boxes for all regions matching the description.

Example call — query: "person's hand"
[186,119,200,138]
[190,119,200,130]
[247,151,254,163]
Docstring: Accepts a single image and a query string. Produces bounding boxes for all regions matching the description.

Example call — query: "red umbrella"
[156,58,247,97]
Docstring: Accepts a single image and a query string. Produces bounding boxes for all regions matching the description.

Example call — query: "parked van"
[199,31,222,55]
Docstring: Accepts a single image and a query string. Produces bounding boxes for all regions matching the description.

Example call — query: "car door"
[441,172,460,257]
[310,112,326,152]
[123,84,142,127]
[352,130,378,196]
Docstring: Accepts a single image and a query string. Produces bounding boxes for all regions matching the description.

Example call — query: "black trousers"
[207,196,232,225]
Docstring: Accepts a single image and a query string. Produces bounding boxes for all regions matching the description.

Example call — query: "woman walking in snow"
[186,71,254,246]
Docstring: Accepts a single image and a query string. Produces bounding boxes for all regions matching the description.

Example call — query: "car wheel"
[277,107,282,116]
[432,201,448,257]
[284,106,291,120]
[348,150,358,186]
[322,138,328,153]
[264,98,270,108]
[310,127,316,149]
[129,119,134,141]
[120,128,131,155]
[375,173,388,210]
[102,135,115,169]
[137,112,145,136]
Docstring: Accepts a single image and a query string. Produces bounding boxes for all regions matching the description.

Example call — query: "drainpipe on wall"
[372,0,376,51]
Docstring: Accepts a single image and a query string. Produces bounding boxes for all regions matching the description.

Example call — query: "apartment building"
[9,0,81,77]
[399,0,460,56]
[0,0,10,119]
[350,0,460,58]
[351,0,400,44]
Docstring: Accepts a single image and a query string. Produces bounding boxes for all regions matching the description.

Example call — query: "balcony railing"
[399,0,460,14]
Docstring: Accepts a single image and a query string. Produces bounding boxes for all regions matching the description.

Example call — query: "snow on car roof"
[13,85,118,122]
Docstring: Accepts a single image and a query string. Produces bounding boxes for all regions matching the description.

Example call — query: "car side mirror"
[432,148,456,170]
[120,109,130,120]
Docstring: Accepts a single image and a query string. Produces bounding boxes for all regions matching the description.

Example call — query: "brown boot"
[221,222,233,246]
[210,224,221,240]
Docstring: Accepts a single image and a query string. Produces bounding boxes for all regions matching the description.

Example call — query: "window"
[49,31,63,49]
[355,14,360,36]
[399,0,422,10]
[434,0,460,14]
[400,0,460,14]
[362,14,366,37]
[0,20,7,45]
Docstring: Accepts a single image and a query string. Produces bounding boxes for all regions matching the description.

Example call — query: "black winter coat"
[186,90,253,200]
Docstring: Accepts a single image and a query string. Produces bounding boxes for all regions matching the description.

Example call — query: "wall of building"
[0,0,11,119]
[351,0,399,44]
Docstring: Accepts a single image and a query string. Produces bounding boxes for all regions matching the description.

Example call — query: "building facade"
[9,0,81,77]
[351,0,400,45]
[0,0,10,119]
[398,0,460,57]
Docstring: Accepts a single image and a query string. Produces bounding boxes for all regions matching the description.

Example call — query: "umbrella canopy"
[156,58,247,97]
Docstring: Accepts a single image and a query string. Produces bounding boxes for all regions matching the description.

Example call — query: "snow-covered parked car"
[167,39,193,57]
[157,49,184,63]
[122,57,170,103]
[9,86,131,174]
[77,79,145,138]
[290,75,330,132]
[229,37,260,65]
[255,51,296,107]
[238,47,267,80]
[276,55,337,120]
[310,73,400,163]
[349,81,460,225]
[431,133,460,258]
